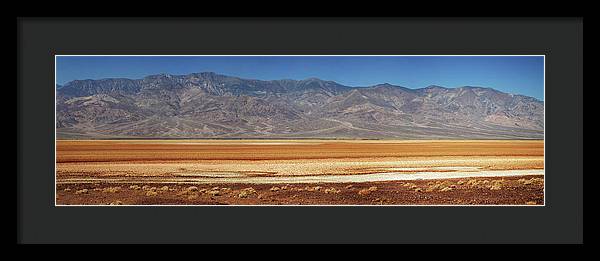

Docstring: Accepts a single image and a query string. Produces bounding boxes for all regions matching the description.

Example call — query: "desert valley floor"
[55,140,544,205]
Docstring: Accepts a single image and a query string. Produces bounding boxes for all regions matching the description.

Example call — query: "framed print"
[18,17,582,244]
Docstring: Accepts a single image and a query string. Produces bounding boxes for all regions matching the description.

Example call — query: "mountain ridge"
[58,72,543,101]
[56,72,544,139]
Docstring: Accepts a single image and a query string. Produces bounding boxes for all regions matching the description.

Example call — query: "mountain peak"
[198,71,219,76]
[302,77,325,82]
[460,85,492,90]
[424,85,448,89]
[372,83,406,88]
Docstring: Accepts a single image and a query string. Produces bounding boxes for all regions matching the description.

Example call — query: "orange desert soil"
[56,140,544,205]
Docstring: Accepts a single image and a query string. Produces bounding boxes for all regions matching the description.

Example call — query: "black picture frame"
[17,17,583,244]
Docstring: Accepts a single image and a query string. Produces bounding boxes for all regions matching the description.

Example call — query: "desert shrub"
[109,200,123,205]
[207,190,220,196]
[160,186,169,191]
[306,186,322,191]
[238,188,258,198]
[177,187,199,196]
[489,180,504,190]
[403,183,417,189]
[238,187,257,198]
[426,183,441,192]
[270,186,280,192]
[522,178,542,185]
[324,187,341,194]
[466,179,480,188]
[102,187,121,193]
[75,189,88,194]
[129,185,141,190]
[427,181,454,192]
[358,186,377,196]
[145,191,158,196]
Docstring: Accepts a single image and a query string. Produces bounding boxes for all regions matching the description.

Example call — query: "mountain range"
[56,72,544,139]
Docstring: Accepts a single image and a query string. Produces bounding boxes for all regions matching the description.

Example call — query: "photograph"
[54,55,545,206]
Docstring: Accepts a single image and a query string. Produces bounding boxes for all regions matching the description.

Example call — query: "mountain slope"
[56,72,544,139]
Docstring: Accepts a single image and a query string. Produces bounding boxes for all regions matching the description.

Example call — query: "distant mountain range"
[56,72,544,139]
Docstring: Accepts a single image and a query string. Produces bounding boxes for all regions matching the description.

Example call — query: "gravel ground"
[56,175,544,206]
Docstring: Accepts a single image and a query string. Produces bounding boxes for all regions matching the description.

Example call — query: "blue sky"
[56,56,544,100]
